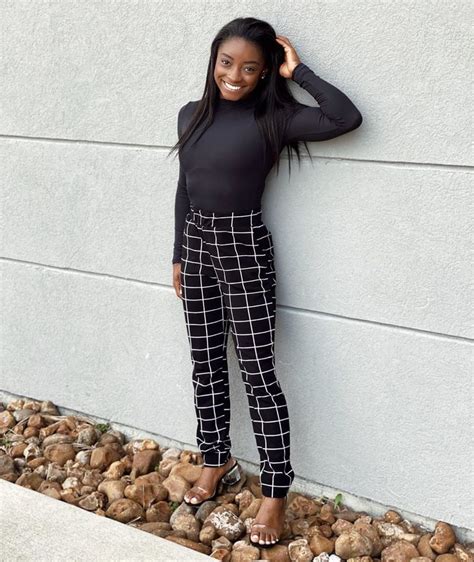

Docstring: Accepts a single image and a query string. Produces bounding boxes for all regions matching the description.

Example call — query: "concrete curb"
[0,479,211,561]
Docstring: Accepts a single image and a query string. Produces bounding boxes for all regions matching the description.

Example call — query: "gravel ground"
[1,397,472,562]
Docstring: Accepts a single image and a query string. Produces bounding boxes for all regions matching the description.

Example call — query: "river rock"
[332,518,353,535]
[287,493,320,519]
[381,538,419,562]
[195,500,219,522]
[165,535,211,555]
[288,538,313,561]
[90,446,122,470]
[40,401,59,415]
[162,473,190,502]
[417,534,436,559]
[335,530,373,558]
[0,454,16,476]
[205,505,246,542]
[453,543,474,562]
[157,457,179,477]
[429,522,456,554]
[170,460,203,483]
[0,411,16,432]
[106,498,144,523]
[124,482,157,509]
[145,500,171,523]
[103,460,126,479]
[79,491,106,511]
[259,544,291,560]
[98,479,126,502]
[76,426,101,446]
[240,498,262,521]
[209,546,231,561]
[310,533,335,555]
[229,539,260,561]
[42,434,74,448]
[43,443,76,466]
[171,510,201,542]
[200,521,218,545]
[131,449,161,477]
[9,442,27,458]
[16,472,44,490]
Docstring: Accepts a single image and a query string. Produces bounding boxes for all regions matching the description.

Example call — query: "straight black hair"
[168,17,313,177]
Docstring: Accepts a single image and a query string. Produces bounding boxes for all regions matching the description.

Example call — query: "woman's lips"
[222,80,245,92]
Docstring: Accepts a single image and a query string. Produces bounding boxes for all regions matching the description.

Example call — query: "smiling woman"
[215,40,266,99]
[168,16,363,548]
[171,35,362,259]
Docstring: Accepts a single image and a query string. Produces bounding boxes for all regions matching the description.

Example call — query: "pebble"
[0,397,469,561]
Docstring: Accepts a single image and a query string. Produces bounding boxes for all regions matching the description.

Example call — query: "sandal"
[183,458,241,507]
[249,496,287,548]
[250,522,282,548]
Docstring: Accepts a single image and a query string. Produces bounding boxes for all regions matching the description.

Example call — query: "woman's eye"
[220,60,256,72]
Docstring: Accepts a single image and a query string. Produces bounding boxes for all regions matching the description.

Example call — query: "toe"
[186,489,200,503]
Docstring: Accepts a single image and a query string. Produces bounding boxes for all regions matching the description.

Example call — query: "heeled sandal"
[183,458,241,507]
[249,522,282,548]
[249,496,287,548]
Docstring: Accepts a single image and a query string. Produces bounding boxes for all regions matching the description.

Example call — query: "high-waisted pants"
[180,205,295,498]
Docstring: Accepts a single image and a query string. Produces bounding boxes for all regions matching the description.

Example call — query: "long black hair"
[168,17,312,176]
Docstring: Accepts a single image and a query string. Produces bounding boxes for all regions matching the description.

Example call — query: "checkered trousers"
[180,205,295,498]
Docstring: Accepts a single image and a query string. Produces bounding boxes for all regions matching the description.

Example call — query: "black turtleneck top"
[172,62,362,264]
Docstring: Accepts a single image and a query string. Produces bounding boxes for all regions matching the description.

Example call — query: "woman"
[169,17,362,548]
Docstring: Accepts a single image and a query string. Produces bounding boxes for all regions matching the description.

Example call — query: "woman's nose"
[227,72,242,83]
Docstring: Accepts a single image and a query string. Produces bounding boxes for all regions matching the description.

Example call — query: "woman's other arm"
[172,103,191,265]
[283,62,363,144]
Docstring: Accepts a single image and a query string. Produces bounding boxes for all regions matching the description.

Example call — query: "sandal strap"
[251,523,279,532]
[192,485,213,495]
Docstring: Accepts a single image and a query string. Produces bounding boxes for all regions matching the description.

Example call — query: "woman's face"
[214,37,266,101]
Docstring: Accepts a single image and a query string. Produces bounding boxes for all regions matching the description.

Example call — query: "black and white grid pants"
[180,205,295,498]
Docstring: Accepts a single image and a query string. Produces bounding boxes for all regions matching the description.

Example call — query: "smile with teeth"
[222,80,244,91]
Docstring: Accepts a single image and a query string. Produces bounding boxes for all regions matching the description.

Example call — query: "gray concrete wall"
[1,0,472,535]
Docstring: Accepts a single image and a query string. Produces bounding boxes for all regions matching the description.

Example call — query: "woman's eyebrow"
[220,52,261,64]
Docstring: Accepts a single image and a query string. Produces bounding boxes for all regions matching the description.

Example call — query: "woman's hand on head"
[173,262,183,300]
[275,35,302,79]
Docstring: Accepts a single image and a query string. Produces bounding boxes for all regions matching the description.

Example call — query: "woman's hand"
[275,35,302,79]
[173,262,183,300]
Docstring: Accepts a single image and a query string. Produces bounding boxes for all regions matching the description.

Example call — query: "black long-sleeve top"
[172,62,362,264]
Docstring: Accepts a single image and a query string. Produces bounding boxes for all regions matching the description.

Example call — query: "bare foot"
[184,456,236,504]
[250,496,287,546]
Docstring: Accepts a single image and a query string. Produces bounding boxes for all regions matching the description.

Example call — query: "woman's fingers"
[276,35,293,49]
[275,35,300,77]
[173,265,183,299]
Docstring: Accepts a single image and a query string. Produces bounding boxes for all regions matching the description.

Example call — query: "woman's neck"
[217,86,259,109]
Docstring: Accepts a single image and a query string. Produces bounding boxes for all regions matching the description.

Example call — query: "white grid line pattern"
[180,205,295,497]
